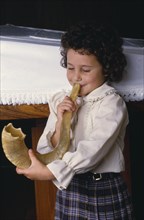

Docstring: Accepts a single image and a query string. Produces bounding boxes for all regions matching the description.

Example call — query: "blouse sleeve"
[37,91,66,154]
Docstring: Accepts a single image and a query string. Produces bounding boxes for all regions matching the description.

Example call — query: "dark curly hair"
[60,22,127,82]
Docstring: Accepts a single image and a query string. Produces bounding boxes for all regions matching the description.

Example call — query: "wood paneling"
[0,104,49,120]
[32,126,57,220]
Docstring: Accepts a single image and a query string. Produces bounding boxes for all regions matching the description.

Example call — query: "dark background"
[0,0,144,39]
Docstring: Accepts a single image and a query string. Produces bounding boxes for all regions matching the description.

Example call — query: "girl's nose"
[74,71,82,82]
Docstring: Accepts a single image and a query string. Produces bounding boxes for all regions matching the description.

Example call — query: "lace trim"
[117,88,144,102]
[0,89,66,105]
[0,87,143,105]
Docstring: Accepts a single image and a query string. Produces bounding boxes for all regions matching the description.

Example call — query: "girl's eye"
[82,69,90,72]
[67,67,74,70]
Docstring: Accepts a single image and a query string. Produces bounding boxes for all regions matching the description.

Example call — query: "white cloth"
[0,36,144,104]
[0,40,71,105]
[37,83,129,190]
[112,44,144,101]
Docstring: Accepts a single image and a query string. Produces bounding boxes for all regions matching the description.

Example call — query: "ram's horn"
[1,83,80,169]
[1,124,31,169]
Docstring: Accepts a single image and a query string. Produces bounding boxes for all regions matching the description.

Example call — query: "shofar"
[1,83,80,169]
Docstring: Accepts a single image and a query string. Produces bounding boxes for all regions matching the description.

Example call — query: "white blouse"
[37,82,129,190]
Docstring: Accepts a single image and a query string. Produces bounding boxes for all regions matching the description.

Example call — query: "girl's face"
[66,49,105,97]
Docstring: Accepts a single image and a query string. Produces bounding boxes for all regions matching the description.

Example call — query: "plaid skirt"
[55,173,134,220]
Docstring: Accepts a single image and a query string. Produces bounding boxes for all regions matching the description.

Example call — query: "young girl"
[16,22,134,219]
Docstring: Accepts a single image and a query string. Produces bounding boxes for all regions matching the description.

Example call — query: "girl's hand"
[57,96,77,121]
[16,149,55,181]
[51,95,78,147]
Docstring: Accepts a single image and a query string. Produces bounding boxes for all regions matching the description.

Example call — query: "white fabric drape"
[0,25,143,104]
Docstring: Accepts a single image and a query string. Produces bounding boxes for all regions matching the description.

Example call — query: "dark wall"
[127,104,144,220]
[0,0,144,38]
